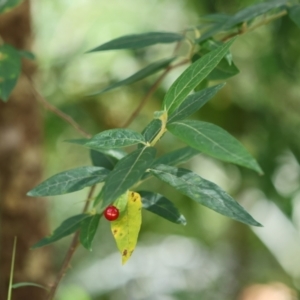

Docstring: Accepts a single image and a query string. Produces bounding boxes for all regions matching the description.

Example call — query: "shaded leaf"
[222,1,287,30]
[102,147,156,207]
[163,39,235,114]
[32,214,89,248]
[207,59,239,80]
[289,5,300,28]
[154,146,199,166]
[139,191,186,225]
[91,57,175,95]
[0,44,21,102]
[0,0,23,14]
[90,150,118,170]
[196,1,286,42]
[27,166,110,197]
[141,119,162,144]
[87,32,184,52]
[168,84,225,123]
[167,120,262,174]
[18,50,35,60]
[12,282,48,291]
[111,191,142,264]
[80,214,101,251]
[141,146,199,180]
[150,165,262,226]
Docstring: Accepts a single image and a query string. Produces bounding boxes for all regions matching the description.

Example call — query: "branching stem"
[46,185,96,300]
[122,59,189,128]
[26,75,92,139]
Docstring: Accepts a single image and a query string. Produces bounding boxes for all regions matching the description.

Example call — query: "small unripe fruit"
[104,205,119,221]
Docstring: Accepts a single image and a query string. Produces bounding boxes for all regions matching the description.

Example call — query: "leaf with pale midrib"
[163,39,235,114]
[102,147,156,207]
[167,120,262,174]
[140,191,186,225]
[27,166,110,197]
[87,32,184,52]
[150,164,262,227]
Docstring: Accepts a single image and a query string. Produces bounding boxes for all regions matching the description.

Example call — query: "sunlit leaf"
[168,84,225,123]
[167,120,263,174]
[27,166,109,197]
[67,129,146,150]
[68,139,127,160]
[163,39,235,114]
[91,57,175,95]
[139,191,186,225]
[80,214,101,251]
[102,147,156,207]
[0,0,23,14]
[150,165,262,226]
[111,191,142,264]
[87,32,184,52]
[0,44,21,102]
[32,214,89,248]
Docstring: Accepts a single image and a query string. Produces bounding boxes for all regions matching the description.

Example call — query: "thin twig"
[26,75,92,139]
[122,59,189,128]
[221,10,288,42]
[46,185,96,300]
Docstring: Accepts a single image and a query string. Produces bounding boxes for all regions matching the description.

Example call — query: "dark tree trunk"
[0,1,52,299]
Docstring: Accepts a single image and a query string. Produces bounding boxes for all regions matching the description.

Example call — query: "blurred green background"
[30,0,300,299]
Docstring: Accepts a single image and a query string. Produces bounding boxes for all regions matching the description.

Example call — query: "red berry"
[104,205,119,221]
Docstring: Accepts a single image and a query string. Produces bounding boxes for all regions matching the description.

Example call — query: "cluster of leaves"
[3,0,300,264]
[27,38,263,263]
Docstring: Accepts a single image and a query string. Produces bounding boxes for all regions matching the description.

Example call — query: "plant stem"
[46,185,96,300]
[26,75,92,139]
[221,9,288,41]
[122,59,189,128]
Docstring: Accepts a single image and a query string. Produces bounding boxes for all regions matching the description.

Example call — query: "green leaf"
[141,119,162,143]
[0,44,21,102]
[18,50,35,60]
[289,5,300,28]
[0,0,23,14]
[27,166,110,197]
[222,1,287,30]
[80,214,101,251]
[102,147,156,207]
[139,191,186,225]
[196,1,286,43]
[168,84,225,123]
[207,59,239,80]
[154,146,199,166]
[90,150,118,170]
[163,39,235,114]
[91,58,175,96]
[12,282,48,291]
[32,214,89,248]
[87,32,184,52]
[76,145,126,160]
[167,120,262,174]
[67,129,146,150]
[141,146,199,180]
[150,165,262,226]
